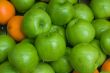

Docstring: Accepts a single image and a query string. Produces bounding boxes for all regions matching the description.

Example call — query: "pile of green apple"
[1,0,110,73]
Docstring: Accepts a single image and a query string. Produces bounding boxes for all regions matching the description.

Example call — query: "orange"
[101,59,110,71]
[0,0,15,25]
[7,16,25,41]
[73,69,99,73]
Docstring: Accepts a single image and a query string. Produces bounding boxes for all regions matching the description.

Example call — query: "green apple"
[92,19,110,39]
[22,8,51,38]
[31,2,48,11]
[35,32,66,61]
[90,0,110,18]
[50,56,72,73]
[100,29,110,55]
[0,35,15,63]
[11,0,35,13]
[90,39,100,49]
[73,3,94,22]
[90,39,106,67]
[47,0,75,25]
[50,47,72,73]
[8,42,39,73]
[0,61,19,73]
[69,43,99,73]
[33,63,55,73]
[50,25,65,39]
[21,39,43,61]
[66,19,95,46]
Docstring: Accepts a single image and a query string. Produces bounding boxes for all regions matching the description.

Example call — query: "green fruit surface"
[51,56,72,73]
[92,19,110,39]
[50,25,65,39]
[66,19,95,45]
[47,0,74,25]
[68,0,78,4]
[33,63,55,73]
[11,0,35,13]
[70,43,99,73]
[22,8,51,38]
[90,39,106,67]
[90,0,110,18]
[32,2,48,11]
[73,3,94,22]
[0,35,15,63]
[100,29,110,55]
[8,42,39,73]
[0,61,18,73]
[35,32,66,61]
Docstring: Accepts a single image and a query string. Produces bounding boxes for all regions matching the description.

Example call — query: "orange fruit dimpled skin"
[101,59,110,71]
[0,0,15,25]
[7,16,25,41]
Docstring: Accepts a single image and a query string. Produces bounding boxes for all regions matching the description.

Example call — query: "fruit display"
[0,0,110,73]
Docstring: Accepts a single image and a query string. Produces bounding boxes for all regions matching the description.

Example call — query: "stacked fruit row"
[0,0,110,73]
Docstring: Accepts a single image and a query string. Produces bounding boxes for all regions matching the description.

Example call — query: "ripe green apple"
[11,0,35,13]
[32,2,48,11]
[100,29,110,55]
[0,35,15,63]
[8,42,39,73]
[69,43,100,73]
[90,39,100,49]
[66,19,95,46]
[35,32,66,61]
[92,19,110,39]
[33,63,55,73]
[90,39,106,67]
[73,3,94,22]
[22,8,51,38]
[50,25,65,39]
[90,0,110,18]
[0,61,18,73]
[47,0,75,25]
[21,39,42,61]
[50,56,72,73]
[50,47,72,73]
